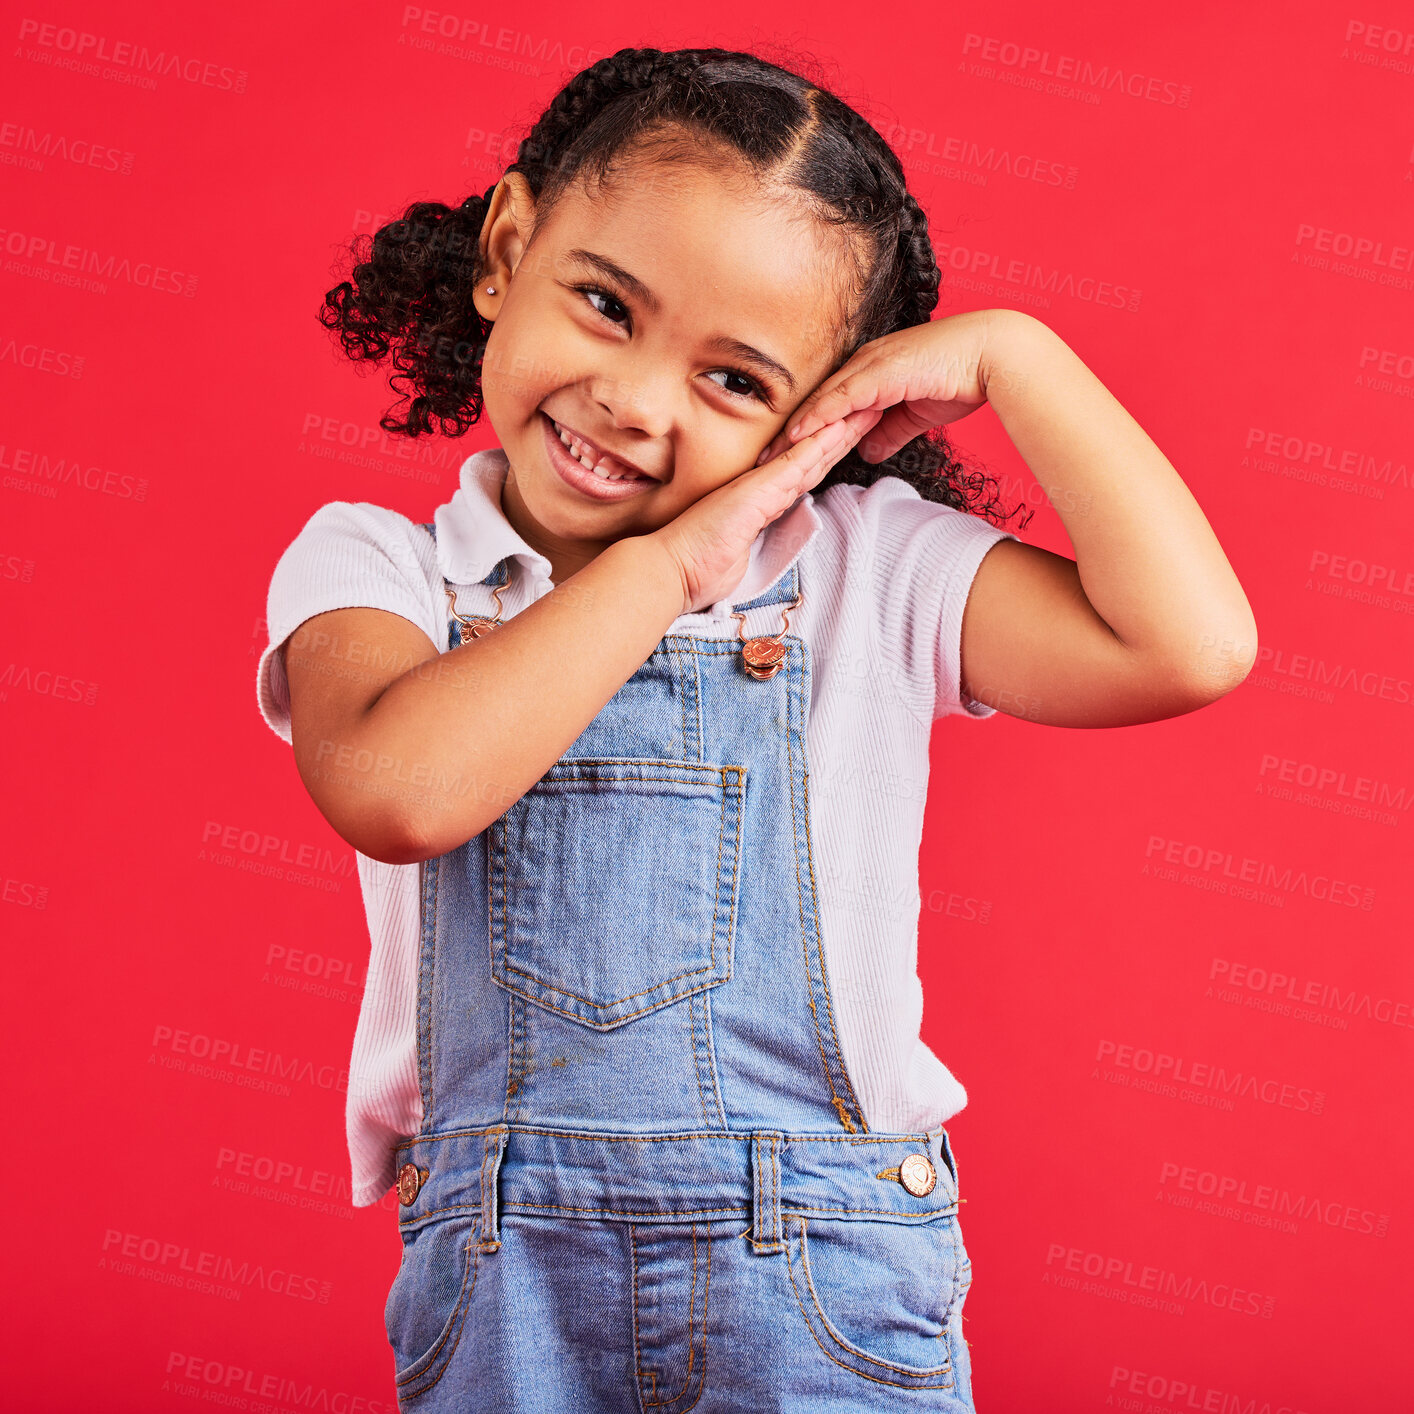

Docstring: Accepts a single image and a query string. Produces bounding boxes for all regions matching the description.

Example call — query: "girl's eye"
[575,284,630,326]
[573,283,769,404]
[705,369,770,403]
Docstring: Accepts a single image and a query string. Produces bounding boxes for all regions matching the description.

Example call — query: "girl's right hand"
[645,410,875,617]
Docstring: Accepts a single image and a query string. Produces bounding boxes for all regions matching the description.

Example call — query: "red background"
[5,2,1411,1409]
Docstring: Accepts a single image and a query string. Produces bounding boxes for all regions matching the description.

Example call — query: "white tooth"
[554,421,640,481]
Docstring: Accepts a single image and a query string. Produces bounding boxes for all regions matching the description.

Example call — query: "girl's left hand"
[757,308,1002,467]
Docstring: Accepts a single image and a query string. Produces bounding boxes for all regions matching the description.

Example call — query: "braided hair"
[319,46,1019,521]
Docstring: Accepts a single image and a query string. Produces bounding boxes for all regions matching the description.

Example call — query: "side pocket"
[385,1212,481,1398]
[784,1213,958,1390]
[488,759,747,1029]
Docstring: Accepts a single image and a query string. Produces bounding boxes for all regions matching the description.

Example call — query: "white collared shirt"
[256,447,1019,1205]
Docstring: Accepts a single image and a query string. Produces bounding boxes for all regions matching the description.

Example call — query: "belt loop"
[750,1131,784,1253]
[478,1125,509,1253]
[930,1126,959,1203]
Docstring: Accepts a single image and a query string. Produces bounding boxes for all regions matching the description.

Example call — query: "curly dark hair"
[319,45,1027,526]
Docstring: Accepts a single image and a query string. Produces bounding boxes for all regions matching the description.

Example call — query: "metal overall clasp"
[446,582,506,641]
[731,590,803,681]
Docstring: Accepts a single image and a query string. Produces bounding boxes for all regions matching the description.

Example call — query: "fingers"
[759,418,850,482]
[788,365,889,443]
[805,409,876,485]
[755,405,877,474]
[855,403,929,463]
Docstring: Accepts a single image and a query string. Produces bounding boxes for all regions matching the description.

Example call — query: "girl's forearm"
[368,534,684,862]
[980,309,1258,685]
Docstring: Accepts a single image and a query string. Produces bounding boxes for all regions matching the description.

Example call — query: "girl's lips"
[541,412,658,502]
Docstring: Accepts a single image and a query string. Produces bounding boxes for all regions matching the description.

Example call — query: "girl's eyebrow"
[563,246,799,394]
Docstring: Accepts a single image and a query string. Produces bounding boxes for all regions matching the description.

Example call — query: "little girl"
[256,46,1256,1413]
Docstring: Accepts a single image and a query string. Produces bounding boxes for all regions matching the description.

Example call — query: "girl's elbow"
[1183,618,1259,701]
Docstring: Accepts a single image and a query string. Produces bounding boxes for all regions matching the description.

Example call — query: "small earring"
[485,285,496,294]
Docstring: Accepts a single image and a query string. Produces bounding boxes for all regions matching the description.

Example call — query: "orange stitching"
[780,642,859,1131]
[720,765,744,1003]
[513,992,528,1118]
[792,631,867,1132]
[416,858,432,1128]
[394,1233,481,1393]
[801,750,866,1130]
[786,579,871,1131]
[773,1136,781,1246]
[398,1201,478,1224]
[502,991,517,1107]
[489,767,746,1017]
[689,994,712,1129]
[687,993,726,1131]
[499,954,718,1005]
[700,994,726,1127]
[645,1224,699,1408]
[493,976,731,1028]
[683,1224,712,1414]
[754,1134,767,1251]
[396,1124,938,1149]
[674,646,693,764]
[398,1200,951,1227]
[754,1134,764,1249]
[522,764,740,783]
[784,1217,955,1389]
[476,1133,492,1248]
[630,1223,649,1398]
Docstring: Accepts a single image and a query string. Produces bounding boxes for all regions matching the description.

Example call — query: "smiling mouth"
[545,413,655,482]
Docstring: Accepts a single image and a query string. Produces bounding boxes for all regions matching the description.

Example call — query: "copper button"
[899,1153,937,1197]
[397,1163,427,1206]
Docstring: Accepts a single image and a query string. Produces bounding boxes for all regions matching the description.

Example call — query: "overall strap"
[423,520,509,650]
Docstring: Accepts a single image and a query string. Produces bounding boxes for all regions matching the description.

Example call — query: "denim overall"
[384,523,976,1412]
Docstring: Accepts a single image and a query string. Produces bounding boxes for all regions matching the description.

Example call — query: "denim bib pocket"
[783,1212,960,1389]
[488,759,747,1029]
[386,1210,482,1398]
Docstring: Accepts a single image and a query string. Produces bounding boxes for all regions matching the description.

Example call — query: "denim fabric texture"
[384,524,977,1411]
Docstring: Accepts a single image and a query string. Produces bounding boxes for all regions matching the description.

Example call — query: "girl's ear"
[473,172,538,323]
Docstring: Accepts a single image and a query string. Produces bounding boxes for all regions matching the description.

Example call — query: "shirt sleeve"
[846,477,1021,721]
[254,501,441,745]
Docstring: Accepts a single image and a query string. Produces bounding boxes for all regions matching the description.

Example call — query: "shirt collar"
[434,446,823,619]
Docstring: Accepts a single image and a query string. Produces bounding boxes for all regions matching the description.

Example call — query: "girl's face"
[472,157,856,584]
